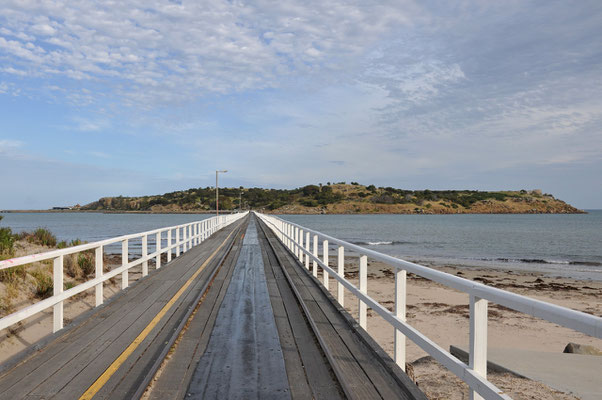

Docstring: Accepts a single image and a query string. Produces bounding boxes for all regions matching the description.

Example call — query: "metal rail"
[0,212,248,334]
[257,213,602,400]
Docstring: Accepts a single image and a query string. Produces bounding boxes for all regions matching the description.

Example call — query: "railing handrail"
[269,215,601,338]
[1,219,213,270]
[0,212,248,334]
[256,212,602,400]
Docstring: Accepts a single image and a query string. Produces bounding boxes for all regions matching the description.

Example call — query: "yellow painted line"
[79,228,238,400]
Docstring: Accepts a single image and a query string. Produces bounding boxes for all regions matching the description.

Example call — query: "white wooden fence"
[0,212,247,335]
[257,213,602,400]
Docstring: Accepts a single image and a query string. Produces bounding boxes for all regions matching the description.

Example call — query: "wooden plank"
[99,226,245,399]
[65,223,244,399]
[186,218,290,399]
[260,235,313,400]
[259,218,425,400]
[0,221,244,398]
[259,226,344,400]
[147,232,242,399]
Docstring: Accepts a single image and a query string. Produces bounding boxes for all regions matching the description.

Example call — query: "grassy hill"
[80,183,584,214]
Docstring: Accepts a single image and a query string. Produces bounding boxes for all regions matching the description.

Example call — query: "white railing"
[0,212,247,335]
[257,213,602,400]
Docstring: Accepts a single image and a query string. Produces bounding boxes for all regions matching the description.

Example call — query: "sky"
[1,1,601,209]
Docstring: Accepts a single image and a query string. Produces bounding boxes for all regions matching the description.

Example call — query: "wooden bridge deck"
[0,214,425,400]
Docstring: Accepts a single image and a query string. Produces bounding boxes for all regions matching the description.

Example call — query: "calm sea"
[1,211,601,280]
[280,211,602,281]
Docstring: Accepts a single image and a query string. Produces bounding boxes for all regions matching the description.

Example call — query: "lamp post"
[216,170,228,216]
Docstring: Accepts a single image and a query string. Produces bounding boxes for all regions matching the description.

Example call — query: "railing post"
[53,255,63,333]
[176,228,180,257]
[183,226,187,253]
[122,239,129,289]
[156,231,161,269]
[312,234,318,277]
[305,231,310,269]
[323,240,329,290]
[337,246,344,306]
[142,234,148,276]
[167,229,172,262]
[469,295,488,400]
[394,268,407,371]
[294,227,299,258]
[95,246,103,307]
[298,229,304,263]
[359,255,367,330]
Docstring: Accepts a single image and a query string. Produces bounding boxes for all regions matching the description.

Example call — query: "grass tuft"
[0,265,26,282]
[30,269,53,299]
[27,228,57,247]
[78,252,95,277]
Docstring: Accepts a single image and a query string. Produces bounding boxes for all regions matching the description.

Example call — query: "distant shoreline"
[0,209,589,215]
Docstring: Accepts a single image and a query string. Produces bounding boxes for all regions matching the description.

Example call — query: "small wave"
[486,257,601,267]
[351,240,409,246]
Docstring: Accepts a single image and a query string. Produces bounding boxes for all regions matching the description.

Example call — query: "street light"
[216,170,228,216]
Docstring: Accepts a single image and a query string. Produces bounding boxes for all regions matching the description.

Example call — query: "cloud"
[0,139,24,154]
[0,0,420,108]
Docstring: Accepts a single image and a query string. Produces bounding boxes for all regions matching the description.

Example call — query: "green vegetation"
[80,183,579,214]
[19,228,58,247]
[0,216,15,260]
[30,269,53,299]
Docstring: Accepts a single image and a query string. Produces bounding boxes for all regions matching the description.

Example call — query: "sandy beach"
[317,258,602,399]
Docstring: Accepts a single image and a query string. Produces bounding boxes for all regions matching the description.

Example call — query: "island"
[78,183,584,214]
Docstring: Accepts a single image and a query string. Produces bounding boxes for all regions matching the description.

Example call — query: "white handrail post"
[53,255,63,333]
[188,225,192,248]
[359,255,367,330]
[121,239,129,289]
[323,240,329,289]
[312,234,318,277]
[294,227,299,258]
[299,229,304,263]
[281,221,284,242]
[394,268,407,371]
[337,246,344,306]
[185,225,191,251]
[183,226,187,252]
[156,231,161,269]
[142,234,148,276]
[95,246,103,307]
[469,295,488,400]
[167,230,172,262]
[304,231,310,269]
[286,224,290,249]
[176,228,181,257]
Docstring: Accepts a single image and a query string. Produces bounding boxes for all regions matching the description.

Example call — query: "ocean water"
[1,211,601,280]
[280,211,602,281]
